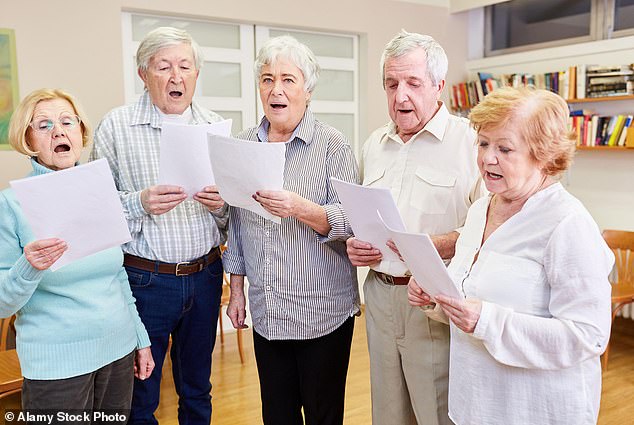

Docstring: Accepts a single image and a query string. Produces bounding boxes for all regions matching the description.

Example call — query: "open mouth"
[54,143,71,153]
[270,103,287,110]
[169,90,183,98]
[486,171,503,180]
[398,109,414,114]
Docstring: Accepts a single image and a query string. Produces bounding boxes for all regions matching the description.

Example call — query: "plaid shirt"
[90,92,228,263]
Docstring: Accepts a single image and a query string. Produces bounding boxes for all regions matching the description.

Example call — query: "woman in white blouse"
[408,86,614,425]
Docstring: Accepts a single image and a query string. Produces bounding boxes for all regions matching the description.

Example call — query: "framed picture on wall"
[0,28,19,150]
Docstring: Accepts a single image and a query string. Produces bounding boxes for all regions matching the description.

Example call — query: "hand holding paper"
[208,134,285,223]
[379,213,461,300]
[331,178,405,263]
[10,159,132,271]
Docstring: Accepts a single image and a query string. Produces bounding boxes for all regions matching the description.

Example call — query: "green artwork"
[0,29,19,149]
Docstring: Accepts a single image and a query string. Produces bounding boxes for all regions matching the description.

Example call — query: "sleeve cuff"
[317,204,351,243]
[222,251,247,275]
[14,255,44,282]
[472,300,493,340]
[136,325,151,349]
[124,192,148,220]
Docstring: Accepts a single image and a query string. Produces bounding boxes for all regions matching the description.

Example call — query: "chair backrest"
[602,230,634,285]
[0,316,16,351]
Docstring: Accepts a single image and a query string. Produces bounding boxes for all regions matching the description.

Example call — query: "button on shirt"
[361,102,483,276]
[222,110,360,340]
[90,92,228,263]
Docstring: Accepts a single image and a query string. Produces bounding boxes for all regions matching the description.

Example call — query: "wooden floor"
[156,316,634,425]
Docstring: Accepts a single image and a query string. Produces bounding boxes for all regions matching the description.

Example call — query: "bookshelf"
[567,95,634,104]
[450,73,634,150]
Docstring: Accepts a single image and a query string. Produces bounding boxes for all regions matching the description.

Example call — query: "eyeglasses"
[29,115,81,133]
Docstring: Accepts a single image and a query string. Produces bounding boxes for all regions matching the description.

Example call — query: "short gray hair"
[254,35,320,93]
[136,27,204,71]
[380,30,448,88]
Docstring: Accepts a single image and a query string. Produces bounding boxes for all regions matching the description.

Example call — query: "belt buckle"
[383,273,395,285]
[175,262,190,276]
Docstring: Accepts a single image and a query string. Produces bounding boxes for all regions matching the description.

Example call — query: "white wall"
[463,21,634,232]
[0,0,469,188]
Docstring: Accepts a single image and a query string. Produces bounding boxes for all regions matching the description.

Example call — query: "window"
[122,13,360,152]
[612,0,634,34]
[485,0,634,56]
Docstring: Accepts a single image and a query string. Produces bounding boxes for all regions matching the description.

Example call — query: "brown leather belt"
[375,271,410,286]
[123,247,221,276]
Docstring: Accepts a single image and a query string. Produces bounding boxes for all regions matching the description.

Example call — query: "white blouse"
[447,182,614,425]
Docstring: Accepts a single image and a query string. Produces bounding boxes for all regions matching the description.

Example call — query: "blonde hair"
[468,86,575,176]
[8,88,91,157]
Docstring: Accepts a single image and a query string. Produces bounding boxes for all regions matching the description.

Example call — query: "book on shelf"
[569,112,633,147]
[450,64,634,114]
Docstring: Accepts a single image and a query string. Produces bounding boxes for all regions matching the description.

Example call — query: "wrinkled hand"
[227,288,249,330]
[140,185,187,215]
[346,237,382,267]
[253,190,304,218]
[407,278,435,307]
[435,295,482,334]
[194,185,225,212]
[24,238,68,270]
[134,347,155,380]
[386,239,404,262]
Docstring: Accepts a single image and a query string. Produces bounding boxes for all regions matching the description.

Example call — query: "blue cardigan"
[0,159,150,380]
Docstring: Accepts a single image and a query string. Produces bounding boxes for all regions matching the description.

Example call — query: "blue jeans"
[125,257,223,425]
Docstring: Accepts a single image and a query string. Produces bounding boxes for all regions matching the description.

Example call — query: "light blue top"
[0,159,150,380]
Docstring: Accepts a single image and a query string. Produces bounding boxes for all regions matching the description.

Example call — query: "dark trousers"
[253,316,355,425]
[22,351,134,424]
[125,258,223,425]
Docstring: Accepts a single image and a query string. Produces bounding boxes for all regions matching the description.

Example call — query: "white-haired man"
[91,27,227,425]
[346,30,483,425]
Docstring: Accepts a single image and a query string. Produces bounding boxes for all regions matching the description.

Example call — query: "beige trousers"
[364,270,452,425]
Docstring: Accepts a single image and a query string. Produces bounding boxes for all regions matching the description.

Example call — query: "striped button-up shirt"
[90,91,228,263]
[223,110,360,340]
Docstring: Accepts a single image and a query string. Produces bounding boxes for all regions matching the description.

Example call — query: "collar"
[382,101,449,144]
[130,91,215,128]
[256,108,316,145]
[29,157,66,176]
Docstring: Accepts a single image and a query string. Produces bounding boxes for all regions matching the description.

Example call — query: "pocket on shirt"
[362,167,386,186]
[409,166,457,214]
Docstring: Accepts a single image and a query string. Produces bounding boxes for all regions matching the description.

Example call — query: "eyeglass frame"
[28,114,82,134]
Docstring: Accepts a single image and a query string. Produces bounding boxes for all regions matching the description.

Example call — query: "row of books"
[449,64,634,112]
[570,112,633,147]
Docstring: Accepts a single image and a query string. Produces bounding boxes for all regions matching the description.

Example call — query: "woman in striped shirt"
[223,35,360,425]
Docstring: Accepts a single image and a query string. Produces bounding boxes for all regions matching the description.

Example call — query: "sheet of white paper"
[208,134,285,224]
[10,159,132,271]
[330,178,406,262]
[159,120,232,197]
[380,214,461,299]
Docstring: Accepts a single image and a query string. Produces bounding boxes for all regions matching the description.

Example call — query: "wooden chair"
[602,229,634,370]
[0,388,21,412]
[0,316,16,352]
[218,246,245,364]
[0,316,23,403]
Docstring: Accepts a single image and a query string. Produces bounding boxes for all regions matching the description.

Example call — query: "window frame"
[484,0,605,57]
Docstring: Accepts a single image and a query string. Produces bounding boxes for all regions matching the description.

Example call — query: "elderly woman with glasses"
[0,89,153,413]
[224,35,360,425]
